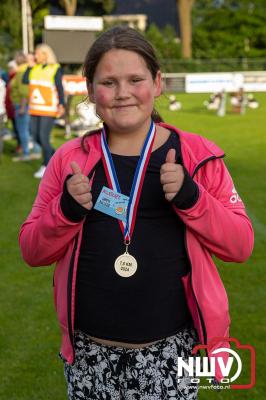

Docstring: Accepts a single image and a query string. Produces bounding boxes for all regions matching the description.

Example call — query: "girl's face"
[88,49,161,135]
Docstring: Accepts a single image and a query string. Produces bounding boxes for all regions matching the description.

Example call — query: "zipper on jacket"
[174,128,224,180]
[184,228,207,346]
[185,154,227,383]
[189,271,208,345]
[192,155,224,179]
[66,159,102,353]
[189,154,225,344]
[185,248,220,385]
[88,159,102,180]
[183,156,223,346]
[67,235,79,349]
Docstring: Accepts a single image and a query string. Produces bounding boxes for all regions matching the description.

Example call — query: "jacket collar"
[83,123,225,178]
[158,122,225,176]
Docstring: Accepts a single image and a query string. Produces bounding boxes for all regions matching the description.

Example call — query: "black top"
[61,131,199,343]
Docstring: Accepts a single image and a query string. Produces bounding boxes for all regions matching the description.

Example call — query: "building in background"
[43,16,103,64]
[113,0,179,33]
[44,0,179,65]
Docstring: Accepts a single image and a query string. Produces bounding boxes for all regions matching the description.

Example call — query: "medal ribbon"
[101,120,156,243]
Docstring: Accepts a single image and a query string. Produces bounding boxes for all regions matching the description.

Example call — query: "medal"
[101,120,156,277]
[114,244,138,278]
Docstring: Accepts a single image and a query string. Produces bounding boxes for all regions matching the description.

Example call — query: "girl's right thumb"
[70,161,82,175]
[165,148,176,164]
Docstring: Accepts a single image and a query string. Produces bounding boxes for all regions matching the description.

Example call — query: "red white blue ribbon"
[101,120,156,243]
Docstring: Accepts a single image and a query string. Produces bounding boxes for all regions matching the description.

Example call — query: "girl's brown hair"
[81,25,163,150]
[83,25,160,83]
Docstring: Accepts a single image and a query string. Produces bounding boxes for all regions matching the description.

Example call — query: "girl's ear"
[154,70,162,98]
[87,82,95,103]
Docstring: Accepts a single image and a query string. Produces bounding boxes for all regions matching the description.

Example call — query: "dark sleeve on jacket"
[22,67,31,84]
[60,175,90,222]
[54,67,65,105]
[171,167,199,210]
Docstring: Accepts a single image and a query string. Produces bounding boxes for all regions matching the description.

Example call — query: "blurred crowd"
[0,45,66,178]
[0,45,101,178]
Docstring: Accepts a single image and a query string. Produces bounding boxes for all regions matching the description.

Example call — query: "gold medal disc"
[114,252,138,277]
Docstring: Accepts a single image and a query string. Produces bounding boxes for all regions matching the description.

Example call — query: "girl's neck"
[107,123,152,156]
[106,124,171,157]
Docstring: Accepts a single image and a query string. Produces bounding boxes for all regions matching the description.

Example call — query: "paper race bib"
[94,186,129,222]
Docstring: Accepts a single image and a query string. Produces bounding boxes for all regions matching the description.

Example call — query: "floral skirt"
[62,328,199,400]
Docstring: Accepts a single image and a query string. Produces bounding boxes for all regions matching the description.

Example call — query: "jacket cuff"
[171,167,199,210]
[60,175,90,222]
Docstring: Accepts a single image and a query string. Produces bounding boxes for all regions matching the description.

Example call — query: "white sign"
[44,16,103,31]
[186,73,244,93]
[243,73,266,91]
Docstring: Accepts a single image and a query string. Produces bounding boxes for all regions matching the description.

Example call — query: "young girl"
[19,26,254,400]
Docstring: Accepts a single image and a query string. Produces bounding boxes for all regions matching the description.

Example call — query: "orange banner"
[62,75,87,96]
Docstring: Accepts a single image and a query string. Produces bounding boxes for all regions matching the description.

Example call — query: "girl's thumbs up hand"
[160,149,184,202]
[66,161,93,210]
[70,161,82,175]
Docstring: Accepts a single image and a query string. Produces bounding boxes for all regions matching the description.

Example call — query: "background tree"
[26,0,50,51]
[57,0,115,16]
[93,0,115,14]
[0,0,116,67]
[144,24,181,71]
[59,0,77,16]
[192,0,266,59]
[0,0,51,66]
[176,0,195,59]
[0,0,22,65]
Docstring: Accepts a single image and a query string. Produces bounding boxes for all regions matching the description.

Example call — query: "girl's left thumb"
[165,148,176,163]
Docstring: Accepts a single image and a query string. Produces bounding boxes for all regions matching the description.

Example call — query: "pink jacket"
[19,123,254,380]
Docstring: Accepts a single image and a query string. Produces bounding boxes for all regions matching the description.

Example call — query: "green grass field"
[0,93,265,399]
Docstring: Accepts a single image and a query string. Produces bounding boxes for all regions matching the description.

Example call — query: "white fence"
[162,71,266,93]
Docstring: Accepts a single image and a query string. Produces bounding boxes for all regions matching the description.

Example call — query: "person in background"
[0,76,6,121]
[4,60,21,153]
[26,52,36,68]
[0,76,6,154]
[19,26,254,399]
[10,51,36,162]
[0,67,8,84]
[25,51,42,155]
[23,44,65,178]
